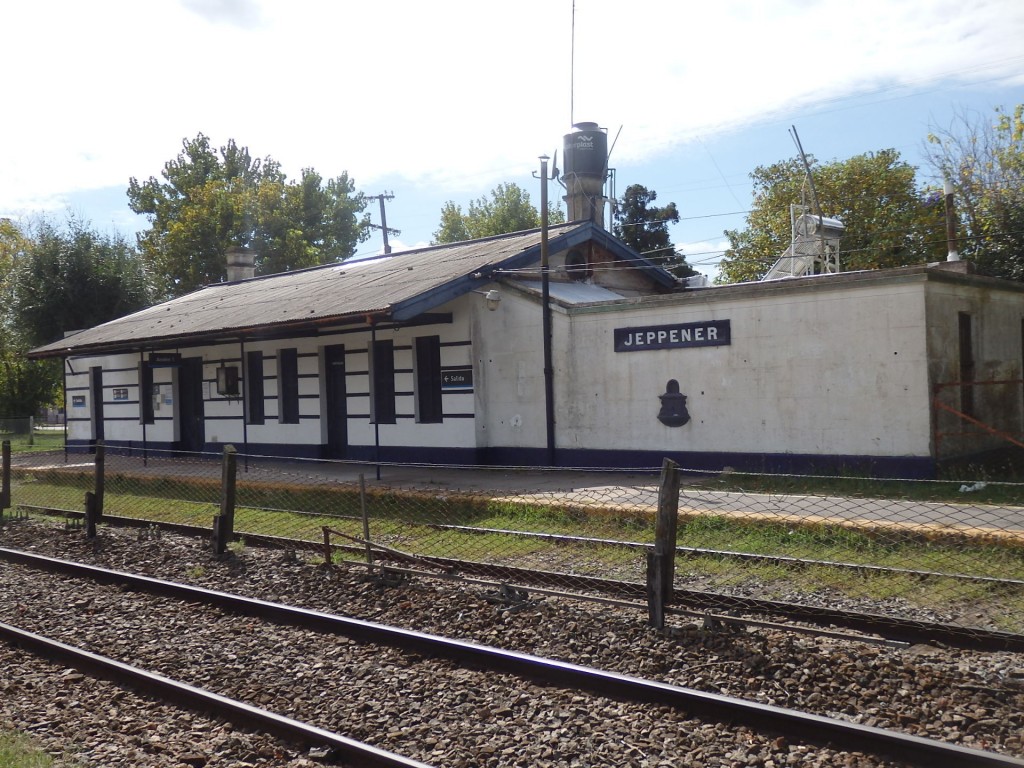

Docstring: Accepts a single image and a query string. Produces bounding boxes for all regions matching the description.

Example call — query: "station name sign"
[614,320,731,352]
[148,352,182,367]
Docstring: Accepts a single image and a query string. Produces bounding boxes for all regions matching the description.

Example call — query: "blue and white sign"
[614,320,731,352]
[441,368,473,390]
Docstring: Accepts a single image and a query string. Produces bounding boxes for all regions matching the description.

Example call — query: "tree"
[0,219,54,417]
[9,216,152,348]
[718,150,938,284]
[613,185,695,278]
[432,182,565,244]
[129,134,370,297]
[924,104,1024,281]
[0,337,60,419]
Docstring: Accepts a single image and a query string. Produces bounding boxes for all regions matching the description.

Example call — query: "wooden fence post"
[213,445,237,554]
[647,458,681,626]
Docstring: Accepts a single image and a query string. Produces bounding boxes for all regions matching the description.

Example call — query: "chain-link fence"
[4,443,1023,638]
[0,418,39,450]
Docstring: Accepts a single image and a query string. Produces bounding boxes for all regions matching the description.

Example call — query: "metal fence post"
[213,445,237,555]
[1,440,10,512]
[84,491,98,539]
[647,551,665,629]
[94,441,105,519]
[322,527,333,566]
[360,474,374,573]
[649,458,681,623]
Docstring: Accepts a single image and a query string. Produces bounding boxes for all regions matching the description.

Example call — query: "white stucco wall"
[64,312,477,455]
[473,274,938,460]
[924,273,1024,457]
[560,278,933,458]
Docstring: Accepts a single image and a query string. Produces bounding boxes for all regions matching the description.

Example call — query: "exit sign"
[441,368,473,390]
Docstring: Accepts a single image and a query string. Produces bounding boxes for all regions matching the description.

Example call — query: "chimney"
[226,246,256,281]
[562,122,608,227]
[943,178,960,262]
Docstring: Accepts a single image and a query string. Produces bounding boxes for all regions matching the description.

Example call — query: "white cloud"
[678,237,733,282]
[2,0,1022,220]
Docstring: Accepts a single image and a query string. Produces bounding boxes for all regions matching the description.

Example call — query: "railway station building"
[28,217,1024,479]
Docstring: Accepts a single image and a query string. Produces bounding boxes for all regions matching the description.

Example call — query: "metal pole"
[370,324,381,481]
[94,441,105,519]
[360,474,374,573]
[539,155,556,467]
[139,351,148,466]
[1,440,10,512]
[239,338,249,472]
[63,360,69,464]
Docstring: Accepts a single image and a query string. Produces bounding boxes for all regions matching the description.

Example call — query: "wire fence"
[0,418,39,449]
[4,443,1024,638]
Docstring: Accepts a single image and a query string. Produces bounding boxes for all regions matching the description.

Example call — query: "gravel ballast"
[0,519,1022,767]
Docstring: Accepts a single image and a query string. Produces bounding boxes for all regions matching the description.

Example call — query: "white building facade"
[33,223,1024,478]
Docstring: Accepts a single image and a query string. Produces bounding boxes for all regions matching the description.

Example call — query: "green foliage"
[9,216,151,348]
[0,215,146,417]
[925,104,1024,281]
[129,134,371,297]
[612,184,695,277]
[432,182,565,244]
[0,351,60,419]
[719,150,939,283]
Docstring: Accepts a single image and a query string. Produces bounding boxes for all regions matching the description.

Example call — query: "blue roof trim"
[390,237,548,321]
[391,222,676,321]
[571,224,678,289]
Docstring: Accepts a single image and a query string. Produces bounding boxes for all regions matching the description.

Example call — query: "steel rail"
[370,563,910,647]
[9,511,1024,652]
[1,547,1021,768]
[0,619,432,768]
[422,522,1024,588]
[316,543,1024,653]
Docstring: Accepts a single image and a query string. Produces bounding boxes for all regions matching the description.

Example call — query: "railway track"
[1,536,1022,767]
[18,503,1024,651]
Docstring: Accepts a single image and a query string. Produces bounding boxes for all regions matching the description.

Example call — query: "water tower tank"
[563,122,608,179]
[563,122,608,225]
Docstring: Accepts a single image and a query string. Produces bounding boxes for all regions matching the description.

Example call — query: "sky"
[2,0,1023,281]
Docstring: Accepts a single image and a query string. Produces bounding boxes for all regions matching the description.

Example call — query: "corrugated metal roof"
[514,280,625,303]
[30,223,591,358]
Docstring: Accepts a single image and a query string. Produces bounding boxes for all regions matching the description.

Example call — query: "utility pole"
[366,192,401,255]
[535,155,557,467]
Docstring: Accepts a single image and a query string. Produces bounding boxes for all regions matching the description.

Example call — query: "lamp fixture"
[472,289,501,311]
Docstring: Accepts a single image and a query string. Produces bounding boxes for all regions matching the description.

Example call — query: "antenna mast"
[789,126,826,269]
[570,0,576,126]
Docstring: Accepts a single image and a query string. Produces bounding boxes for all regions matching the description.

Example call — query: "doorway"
[178,357,206,453]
